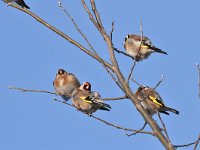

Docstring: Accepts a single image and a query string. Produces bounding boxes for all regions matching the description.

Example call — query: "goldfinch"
[135,86,179,116]
[124,34,167,61]
[53,69,81,101]
[72,82,111,114]
[5,0,30,9]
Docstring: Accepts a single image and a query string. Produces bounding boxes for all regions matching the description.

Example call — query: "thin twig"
[3,1,113,71]
[110,20,115,42]
[9,86,127,101]
[58,1,123,91]
[58,1,96,54]
[196,63,200,98]
[91,115,154,136]
[126,21,144,83]
[140,21,143,38]
[89,0,120,70]
[134,21,143,62]
[81,0,100,31]
[126,61,137,83]
[114,48,135,60]
[153,75,164,90]
[194,134,200,150]
[131,78,142,87]
[8,86,56,95]
[173,134,200,149]
[90,0,103,27]
[101,96,127,101]
[157,112,170,143]
[9,86,154,136]
[126,122,147,136]
[81,0,124,91]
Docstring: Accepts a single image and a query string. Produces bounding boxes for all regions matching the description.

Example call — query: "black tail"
[159,111,170,115]
[167,107,180,115]
[16,0,30,9]
[99,107,110,111]
[99,102,111,111]
[152,46,168,55]
[85,96,112,111]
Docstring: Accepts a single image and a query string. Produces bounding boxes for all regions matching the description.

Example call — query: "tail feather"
[159,111,170,115]
[99,107,110,111]
[167,107,180,115]
[16,0,30,9]
[152,46,168,55]
[100,102,111,109]
[98,101,111,111]
[85,95,112,110]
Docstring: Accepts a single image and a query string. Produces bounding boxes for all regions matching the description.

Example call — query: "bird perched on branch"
[53,69,80,101]
[135,86,179,116]
[4,0,30,9]
[72,82,111,115]
[124,34,167,61]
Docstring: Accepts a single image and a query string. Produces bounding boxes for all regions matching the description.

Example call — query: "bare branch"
[8,86,56,95]
[126,122,147,136]
[82,0,125,91]
[8,86,127,101]
[194,134,200,150]
[91,114,154,136]
[126,21,143,83]
[114,48,135,60]
[126,61,137,83]
[101,96,127,101]
[154,75,164,90]
[140,20,144,38]
[131,78,142,87]
[81,0,100,30]
[58,1,96,54]
[196,63,200,98]
[157,112,170,143]
[3,1,113,71]
[83,2,176,149]
[9,85,153,136]
[90,0,103,27]
[89,0,119,69]
[57,1,123,91]
[3,1,178,149]
[173,134,200,149]
[110,20,115,42]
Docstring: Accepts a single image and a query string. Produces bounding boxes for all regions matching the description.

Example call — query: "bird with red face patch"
[135,86,179,116]
[124,34,167,61]
[72,82,111,115]
[53,69,80,101]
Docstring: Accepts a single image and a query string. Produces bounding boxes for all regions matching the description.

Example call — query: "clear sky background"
[1,0,200,150]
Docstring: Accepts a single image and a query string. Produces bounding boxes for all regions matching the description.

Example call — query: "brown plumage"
[124,34,167,61]
[53,69,80,101]
[72,82,111,114]
[135,86,179,116]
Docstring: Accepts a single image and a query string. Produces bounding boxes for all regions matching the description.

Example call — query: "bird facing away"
[135,86,179,116]
[124,34,167,61]
[72,82,111,115]
[5,0,30,9]
[53,69,81,101]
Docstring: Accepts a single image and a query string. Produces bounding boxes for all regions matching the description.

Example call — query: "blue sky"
[1,0,200,150]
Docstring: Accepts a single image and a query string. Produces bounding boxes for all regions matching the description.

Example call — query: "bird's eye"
[125,35,130,42]
[58,69,65,75]
[83,82,91,91]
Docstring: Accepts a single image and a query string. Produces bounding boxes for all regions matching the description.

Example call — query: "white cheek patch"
[59,79,64,86]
